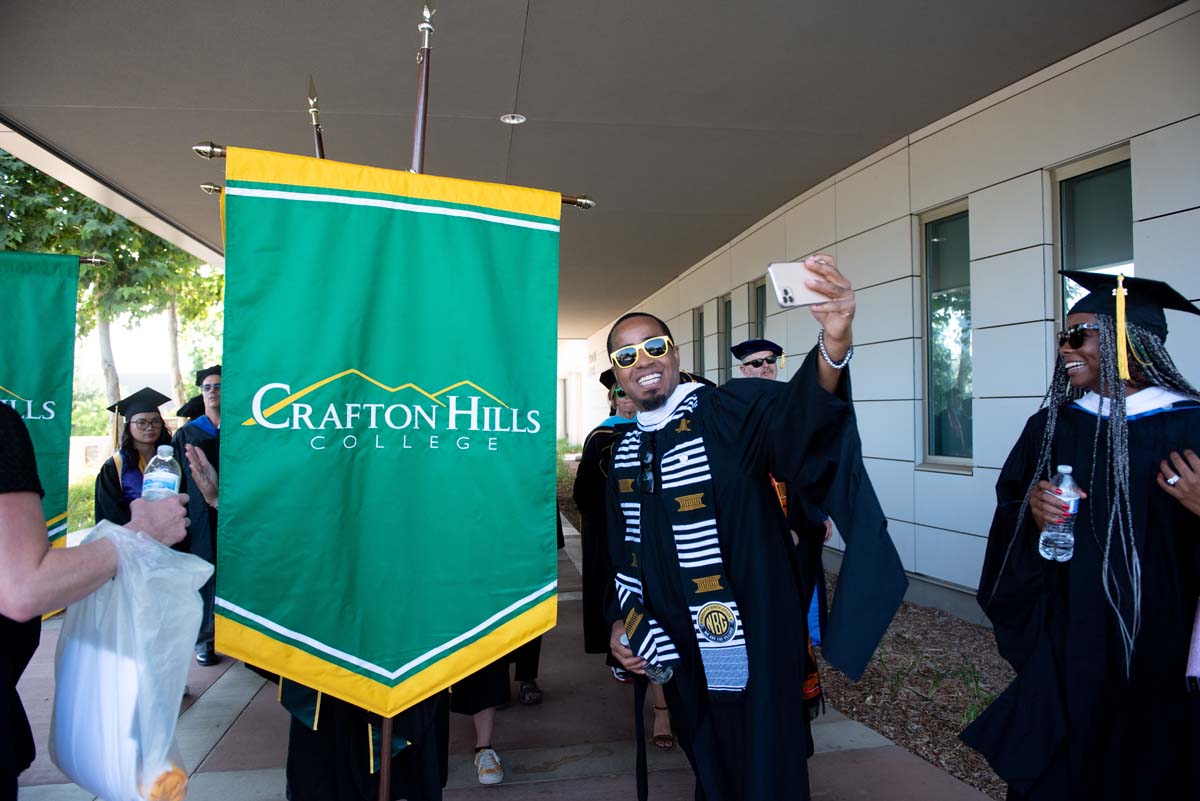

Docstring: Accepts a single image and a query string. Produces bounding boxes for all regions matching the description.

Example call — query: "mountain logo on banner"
[244,368,543,452]
[0,383,59,420]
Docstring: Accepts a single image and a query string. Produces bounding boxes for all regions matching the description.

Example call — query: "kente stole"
[611,390,750,692]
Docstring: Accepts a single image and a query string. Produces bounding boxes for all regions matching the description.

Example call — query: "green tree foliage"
[0,148,223,403]
[71,385,110,437]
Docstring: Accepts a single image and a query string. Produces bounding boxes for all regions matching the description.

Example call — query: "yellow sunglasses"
[610,335,673,369]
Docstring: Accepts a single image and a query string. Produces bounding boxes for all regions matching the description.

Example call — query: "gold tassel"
[1115,274,1130,381]
[312,690,322,731]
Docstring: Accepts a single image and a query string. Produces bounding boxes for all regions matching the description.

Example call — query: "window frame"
[693,306,705,375]
[718,294,732,384]
[918,199,974,472]
[1050,144,1132,322]
[751,278,767,340]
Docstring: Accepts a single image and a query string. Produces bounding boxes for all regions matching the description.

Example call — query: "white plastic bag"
[50,521,214,801]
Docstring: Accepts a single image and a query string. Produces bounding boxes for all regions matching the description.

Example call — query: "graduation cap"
[1063,270,1200,380]
[177,394,204,420]
[731,338,783,361]
[107,387,171,418]
[1064,271,1200,340]
[195,364,222,385]
[599,368,617,390]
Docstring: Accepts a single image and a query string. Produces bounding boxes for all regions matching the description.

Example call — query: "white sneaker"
[474,748,504,785]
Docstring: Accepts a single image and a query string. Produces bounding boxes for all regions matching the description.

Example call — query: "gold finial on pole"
[192,142,227,160]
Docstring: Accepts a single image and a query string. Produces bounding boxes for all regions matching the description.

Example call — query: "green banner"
[0,252,78,542]
[216,148,561,716]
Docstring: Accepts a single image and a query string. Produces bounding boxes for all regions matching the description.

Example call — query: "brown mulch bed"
[557,456,1011,799]
[817,571,1012,800]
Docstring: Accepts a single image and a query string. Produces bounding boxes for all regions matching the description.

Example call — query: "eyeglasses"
[610,336,673,369]
[201,383,222,392]
[742,355,778,368]
[1058,323,1100,349]
[130,419,163,431]
[637,439,657,495]
[613,387,627,399]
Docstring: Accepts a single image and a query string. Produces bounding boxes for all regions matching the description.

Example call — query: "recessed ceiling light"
[500,113,527,125]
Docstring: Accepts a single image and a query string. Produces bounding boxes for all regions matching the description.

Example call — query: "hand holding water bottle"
[141,446,182,501]
[1028,469,1088,534]
[1034,466,1087,561]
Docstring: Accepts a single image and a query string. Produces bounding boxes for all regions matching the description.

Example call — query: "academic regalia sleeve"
[804,360,908,680]
[93,457,129,527]
[602,454,627,630]
[572,427,610,519]
[703,348,907,680]
[976,410,1050,673]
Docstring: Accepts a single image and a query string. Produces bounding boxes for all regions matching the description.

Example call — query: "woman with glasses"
[963,271,1200,800]
[94,387,179,533]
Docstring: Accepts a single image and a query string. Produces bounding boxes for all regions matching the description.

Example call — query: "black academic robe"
[604,349,906,801]
[286,691,449,801]
[574,420,632,654]
[94,454,134,527]
[172,418,219,648]
[962,400,1200,800]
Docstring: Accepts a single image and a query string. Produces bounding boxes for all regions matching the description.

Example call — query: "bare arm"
[801,254,856,394]
[0,492,189,622]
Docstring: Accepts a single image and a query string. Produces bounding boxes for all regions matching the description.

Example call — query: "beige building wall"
[580,4,1200,594]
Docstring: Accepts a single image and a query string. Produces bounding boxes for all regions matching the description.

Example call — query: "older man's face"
[201,373,222,415]
[610,317,680,412]
[738,350,779,380]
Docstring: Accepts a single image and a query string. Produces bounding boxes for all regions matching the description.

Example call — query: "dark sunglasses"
[613,387,627,398]
[610,336,673,369]
[743,355,778,368]
[1057,322,1100,349]
[637,437,657,495]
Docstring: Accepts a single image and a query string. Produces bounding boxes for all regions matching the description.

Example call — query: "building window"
[924,209,972,461]
[1059,158,1133,310]
[718,295,732,383]
[753,279,767,339]
[693,306,705,375]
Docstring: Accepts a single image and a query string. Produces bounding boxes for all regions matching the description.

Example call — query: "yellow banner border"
[225,147,561,222]
[215,595,556,717]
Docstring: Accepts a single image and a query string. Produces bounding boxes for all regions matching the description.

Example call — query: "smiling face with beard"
[607,314,681,413]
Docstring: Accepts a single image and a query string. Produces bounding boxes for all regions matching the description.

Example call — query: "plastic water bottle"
[1038,465,1080,562]
[141,445,182,500]
[620,633,673,684]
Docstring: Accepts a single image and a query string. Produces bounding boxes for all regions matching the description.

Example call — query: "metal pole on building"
[410,5,435,173]
[308,75,326,159]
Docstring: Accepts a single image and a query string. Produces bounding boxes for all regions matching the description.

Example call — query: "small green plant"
[958,659,996,726]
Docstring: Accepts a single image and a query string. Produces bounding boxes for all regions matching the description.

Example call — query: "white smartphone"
[767,261,828,308]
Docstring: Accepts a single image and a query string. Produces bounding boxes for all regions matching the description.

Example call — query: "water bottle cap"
[1056,465,1072,474]
[157,445,174,459]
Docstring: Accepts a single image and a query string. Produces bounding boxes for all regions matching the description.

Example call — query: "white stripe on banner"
[225,186,561,233]
[47,523,67,538]
[215,579,557,681]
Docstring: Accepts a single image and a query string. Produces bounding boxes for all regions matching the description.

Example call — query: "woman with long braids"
[962,271,1200,799]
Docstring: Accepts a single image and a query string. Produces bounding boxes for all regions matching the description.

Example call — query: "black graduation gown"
[93,455,133,527]
[286,691,449,801]
[962,401,1200,799]
[574,421,631,654]
[173,418,219,647]
[605,349,906,801]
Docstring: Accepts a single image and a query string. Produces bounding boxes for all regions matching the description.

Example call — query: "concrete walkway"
[17,520,990,801]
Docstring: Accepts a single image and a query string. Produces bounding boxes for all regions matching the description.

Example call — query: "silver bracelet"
[817,329,853,369]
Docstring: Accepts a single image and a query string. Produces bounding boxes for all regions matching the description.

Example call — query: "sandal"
[518,680,543,706]
[652,704,674,749]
